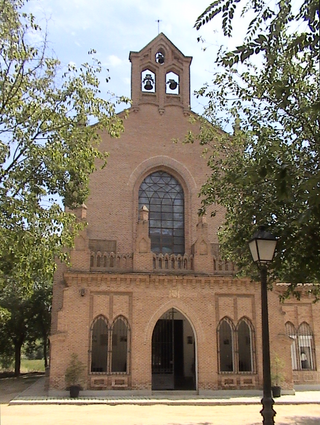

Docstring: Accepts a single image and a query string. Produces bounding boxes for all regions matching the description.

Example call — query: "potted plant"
[65,353,85,398]
[271,353,284,398]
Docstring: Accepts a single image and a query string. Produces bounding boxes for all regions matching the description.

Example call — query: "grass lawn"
[21,359,45,373]
[0,359,45,374]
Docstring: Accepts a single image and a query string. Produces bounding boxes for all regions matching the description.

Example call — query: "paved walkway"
[2,378,320,425]
[10,377,320,406]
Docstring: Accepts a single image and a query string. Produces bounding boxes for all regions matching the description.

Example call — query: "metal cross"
[156,19,162,34]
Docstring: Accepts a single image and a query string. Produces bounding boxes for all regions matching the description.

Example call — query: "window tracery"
[138,171,185,255]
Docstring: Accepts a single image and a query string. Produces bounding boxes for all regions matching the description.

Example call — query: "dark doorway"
[152,308,196,390]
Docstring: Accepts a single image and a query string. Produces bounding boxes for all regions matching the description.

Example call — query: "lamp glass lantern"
[249,226,277,265]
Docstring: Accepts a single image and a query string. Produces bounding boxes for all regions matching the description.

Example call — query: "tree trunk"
[14,341,22,377]
[43,334,48,368]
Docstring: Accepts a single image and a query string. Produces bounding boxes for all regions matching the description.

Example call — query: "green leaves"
[195,0,241,36]
[196,0,319,68]
[0,278,52,375]
[195,0,320,294]
[0,0,129,292]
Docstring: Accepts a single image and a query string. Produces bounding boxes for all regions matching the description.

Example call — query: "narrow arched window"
[297,322,316,371]
[166,71,179,94]
[141,69,155,93]
[285,321,298,370]
[111,316,130,373]
[138,171,184,255]
[218,318,234,372]
[90,316,108,373]
[238,319,253,372]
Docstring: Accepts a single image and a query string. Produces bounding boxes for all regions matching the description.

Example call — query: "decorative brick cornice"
[64,272,255,291]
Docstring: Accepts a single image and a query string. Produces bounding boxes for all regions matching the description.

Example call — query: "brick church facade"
[49,34,320,393]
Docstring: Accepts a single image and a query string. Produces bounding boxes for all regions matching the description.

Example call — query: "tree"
[192,0,319,296]
[0,306,12,369]
[195,0,319,69]
[0,282,32,376]
[0,280,52,376]
[26,281,52,368]
[0,0,128,293]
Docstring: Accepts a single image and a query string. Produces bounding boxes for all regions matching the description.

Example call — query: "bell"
[144,81,153,90]
[143,73,154,91]
[156,52,165,64]
[168,79,178,90]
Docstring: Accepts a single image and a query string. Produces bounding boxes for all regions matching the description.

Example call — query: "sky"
[23,0,247,115]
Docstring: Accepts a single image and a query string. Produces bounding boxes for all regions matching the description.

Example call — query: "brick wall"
[49,33,320,393]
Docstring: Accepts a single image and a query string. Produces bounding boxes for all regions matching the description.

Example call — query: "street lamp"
[249,226,278,425]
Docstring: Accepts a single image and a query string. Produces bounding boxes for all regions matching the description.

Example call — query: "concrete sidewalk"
[10,377,320,406]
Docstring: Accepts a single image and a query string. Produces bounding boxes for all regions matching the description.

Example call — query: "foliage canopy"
[194,0,319,297]
[0,0,127,292]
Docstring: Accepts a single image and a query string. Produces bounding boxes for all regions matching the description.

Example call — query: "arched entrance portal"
[152,308,196,390]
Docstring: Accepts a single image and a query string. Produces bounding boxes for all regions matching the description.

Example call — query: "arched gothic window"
[298,322,316,370]
[285,321,316,371]
[217,317,256,374]
[237,318,254,372]
[218,318,234,372]
[91,316,108,372]
[111,316,130,373]
[138,171,184,255]
[90,315,130,374]
[285,322,298,370]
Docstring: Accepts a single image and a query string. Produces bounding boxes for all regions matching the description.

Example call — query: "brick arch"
[128,155,196,190]
[143,299,205,345]
[140,44,169,74]
[129,155,197,254]
[236,316,254,330]
[111,314,130,330]
[217,316,235,331]
[153,43,169,62]
[90,314,109,328]
[141,63,157,75]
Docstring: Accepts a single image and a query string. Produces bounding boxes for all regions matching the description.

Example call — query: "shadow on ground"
[0,373,44,403]
[278,418,320,425]
[167,423,212,425]
[166,417,320,425]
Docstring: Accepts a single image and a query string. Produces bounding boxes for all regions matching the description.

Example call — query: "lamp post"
[249,226,278,425]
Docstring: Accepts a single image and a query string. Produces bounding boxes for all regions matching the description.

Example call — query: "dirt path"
[1,375,320,425]
[1,403,320,425]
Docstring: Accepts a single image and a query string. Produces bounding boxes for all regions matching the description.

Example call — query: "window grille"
[90,316,108,372]
[111,317,130,373]
[238,319,254,372]
[298,322,316,370]
[285,322,298,370]
[218,318,234,372]
[151,308,196,391]
[90,315,130,375]
[217,317,256,374]
[285,321,316,371]
[139,171,184,255]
